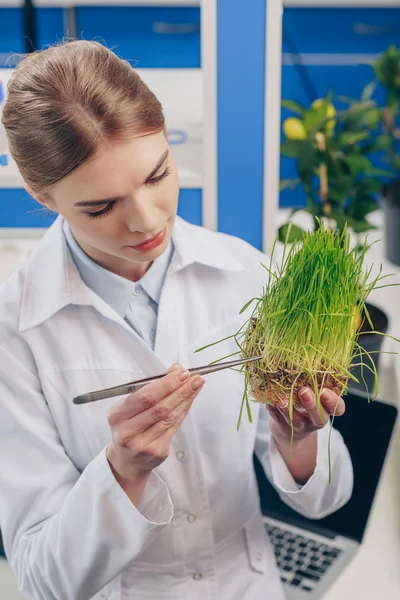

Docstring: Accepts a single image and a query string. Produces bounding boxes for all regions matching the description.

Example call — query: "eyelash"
[87,166,172,219]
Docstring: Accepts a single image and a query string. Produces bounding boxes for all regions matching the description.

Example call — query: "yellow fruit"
[312,98,336,119]
[313,98,336,134]
[283,117,307,140]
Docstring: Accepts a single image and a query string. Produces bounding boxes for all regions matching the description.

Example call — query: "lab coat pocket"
[244,511,271,574]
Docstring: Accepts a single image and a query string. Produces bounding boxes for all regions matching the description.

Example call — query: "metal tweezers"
[73,355,263,405]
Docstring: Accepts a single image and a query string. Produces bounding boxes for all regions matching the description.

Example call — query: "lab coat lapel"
[154,258,184,368]
[19,215,167,374]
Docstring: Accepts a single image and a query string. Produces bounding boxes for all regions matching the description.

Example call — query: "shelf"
[0,1,24,7]
[284,1,400,7]
[32,1,200,7]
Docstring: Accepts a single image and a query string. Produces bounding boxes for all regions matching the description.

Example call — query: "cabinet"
[0,2,24,65]
[75,6,201,68]
[280,6,400,207]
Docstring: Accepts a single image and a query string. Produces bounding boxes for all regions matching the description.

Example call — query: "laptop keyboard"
[265,523,342,593]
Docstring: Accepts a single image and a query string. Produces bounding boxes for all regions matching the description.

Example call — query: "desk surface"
[325,414,400,599]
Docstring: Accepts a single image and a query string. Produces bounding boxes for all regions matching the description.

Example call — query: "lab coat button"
[133,284,141,296]
[192,573,202,581]
[176,450,185,461]
[187,513,196,523]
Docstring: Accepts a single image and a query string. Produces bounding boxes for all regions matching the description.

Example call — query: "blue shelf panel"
[283,8,400,55]
[0,8,24,64]
[76,6,201,68]
[280,6,400,208]
[0,188,202,228]
[177,188,202,226]
[35,8,65,49]
[0,189,57,228]
[217,0,266,250]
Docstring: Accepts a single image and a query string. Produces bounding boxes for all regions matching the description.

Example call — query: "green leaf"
[194,334,236,353]
[355,179,384,196]
[239,298,256,315]
[361,108,382,128]
[342,154,374,174]
[337,131,370,146]
[280,178,301,192]
[375,135,392,150]
[278,223,306,243]
[351,196,379,220]
[359,135,391,154]
[280,140,305,158]
[351,219,377,234]
[297,140,317,175]
[362,80,378,101]
[327,188,348,205]
[336,95,357,106]
[281,99,307,116]
[329,211,349,231]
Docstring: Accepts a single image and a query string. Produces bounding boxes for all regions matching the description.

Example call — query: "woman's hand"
[267,387,345,443]
[106,364,204,503]
[267,387,346,485]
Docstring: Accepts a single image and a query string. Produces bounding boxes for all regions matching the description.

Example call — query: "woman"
[0,41,353,600]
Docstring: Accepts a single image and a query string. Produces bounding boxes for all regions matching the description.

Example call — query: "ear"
[25,186,54,210]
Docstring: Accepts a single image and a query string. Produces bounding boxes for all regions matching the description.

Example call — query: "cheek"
[161,176,180,213]
[73,215,124,247]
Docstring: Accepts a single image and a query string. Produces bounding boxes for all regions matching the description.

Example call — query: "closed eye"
[146,166,172,186]
[85,166,172,218]
[86,201,116,219]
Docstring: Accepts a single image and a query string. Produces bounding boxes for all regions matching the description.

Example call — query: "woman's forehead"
[50,134,169,202]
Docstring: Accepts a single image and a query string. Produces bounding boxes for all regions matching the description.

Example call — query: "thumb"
[167,363,183,374]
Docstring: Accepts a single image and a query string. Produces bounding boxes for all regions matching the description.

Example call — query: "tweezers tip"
[73,394,91,405]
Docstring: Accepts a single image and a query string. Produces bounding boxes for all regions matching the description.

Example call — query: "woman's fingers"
[297,387,336,428]
[108,365,189,424]
[143,381,203,446]
[107,365,204,479]
[319,388,345,417]
[129,375,204,437]
[277,401,310,430]
[267,405,290,429]
[167,363,182,374]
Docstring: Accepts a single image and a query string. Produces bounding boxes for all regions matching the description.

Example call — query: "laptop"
[254,389,398,599]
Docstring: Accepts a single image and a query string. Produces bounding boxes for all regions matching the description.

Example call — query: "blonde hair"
[1,40,165,196]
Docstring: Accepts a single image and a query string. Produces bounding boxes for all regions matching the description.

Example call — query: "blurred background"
[0,1,400,599]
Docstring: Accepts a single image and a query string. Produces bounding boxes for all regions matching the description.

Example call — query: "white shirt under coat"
[63,220,173,350]
[0,216,353,600]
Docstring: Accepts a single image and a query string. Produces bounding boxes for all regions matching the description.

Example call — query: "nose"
[124,192,159,234]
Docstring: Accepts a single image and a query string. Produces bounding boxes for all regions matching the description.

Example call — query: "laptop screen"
[255,390,398,543]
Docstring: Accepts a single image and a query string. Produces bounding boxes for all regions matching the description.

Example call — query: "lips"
[129,227,167,252]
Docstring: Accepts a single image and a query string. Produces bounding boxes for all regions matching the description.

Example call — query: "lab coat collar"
[19,216,97,332]
[171,216,245,273]
[19,215,245,332]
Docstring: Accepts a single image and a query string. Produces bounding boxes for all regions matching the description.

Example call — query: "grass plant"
[196,221,399,438]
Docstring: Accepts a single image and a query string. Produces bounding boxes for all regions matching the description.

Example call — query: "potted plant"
[362,44,400,266]
[278,92,391,395]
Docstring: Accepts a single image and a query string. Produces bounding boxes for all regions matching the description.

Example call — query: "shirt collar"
[19,215,245,331]
[63,220,173,319]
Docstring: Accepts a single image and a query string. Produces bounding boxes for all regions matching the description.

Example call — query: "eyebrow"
[74,149,170,207]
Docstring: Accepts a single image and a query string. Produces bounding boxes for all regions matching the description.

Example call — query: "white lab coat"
[0,216,353,600]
